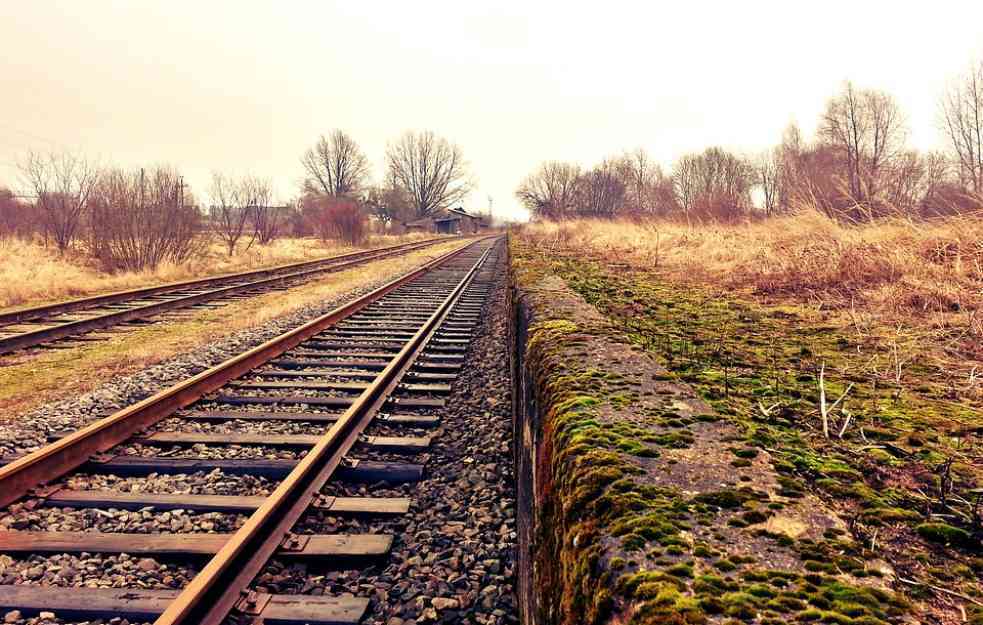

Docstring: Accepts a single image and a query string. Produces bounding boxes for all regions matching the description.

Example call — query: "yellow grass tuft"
[520,211,983,364]
[0,233,434,310]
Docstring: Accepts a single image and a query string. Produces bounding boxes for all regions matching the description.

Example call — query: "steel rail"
[0,239,488,508]
[155,243,494,625]
[0,236,459,327]
[0,237,469,355]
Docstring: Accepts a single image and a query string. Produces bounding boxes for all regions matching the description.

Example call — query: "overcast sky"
[2,1,982,220]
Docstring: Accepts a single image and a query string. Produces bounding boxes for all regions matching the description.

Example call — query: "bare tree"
[88,167,204,271]
[672,147,755,221]
[775,123,806,212]
[940,60,983,194]
[883,151,929,214]
[819,82,908,214]
[612,148,673,215]
[514,161,582,219]
[364,182,413,228]
[252,205,285,245]
[244,178,282,244]
[19,151,100,251]
[209,173,261,256]
[301,130,371,197]
[386,131,472,218]
[575,160,626,217]
[917,151,957,214]
[754,149,783,216]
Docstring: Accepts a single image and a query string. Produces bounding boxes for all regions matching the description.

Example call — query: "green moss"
[665,563,694,578]
[741,509,769,524]
[720,592,760,619]
[861,507,922,525]
[915,522,974,547]
[692,544,713,558]
[766,595,807,612]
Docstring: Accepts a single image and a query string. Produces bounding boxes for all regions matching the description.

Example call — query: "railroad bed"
[0,236,513,625]
[0,236,463,356]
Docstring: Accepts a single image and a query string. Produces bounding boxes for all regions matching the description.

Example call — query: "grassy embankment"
[0,239,468,420]
[0,233,435,310]
[512,213,982,625]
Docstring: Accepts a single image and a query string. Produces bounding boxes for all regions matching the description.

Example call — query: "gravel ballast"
[251,246,518,625]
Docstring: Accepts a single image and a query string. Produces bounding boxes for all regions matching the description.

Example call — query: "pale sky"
[2,1,982,221]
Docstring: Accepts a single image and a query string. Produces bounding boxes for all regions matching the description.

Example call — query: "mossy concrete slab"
[510,250,917,625]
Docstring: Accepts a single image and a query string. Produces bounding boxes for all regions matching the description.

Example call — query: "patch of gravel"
[362,422,432,438]
[250,245,517,625]
[116,443,302,460]
[152,416,329,436]
[0,552,197,589]
[0,259,447,456]
[349,449,433,465]
[0,503,247,534]
[61,470,275,496]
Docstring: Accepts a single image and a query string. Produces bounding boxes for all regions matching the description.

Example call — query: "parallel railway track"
[0,236,463,356]
[0,235,504,624]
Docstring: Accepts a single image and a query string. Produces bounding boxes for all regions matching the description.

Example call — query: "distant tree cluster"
[2,154,213,270]
[298,128,474,240]
[1,154,288,268]
[517,63,983,222]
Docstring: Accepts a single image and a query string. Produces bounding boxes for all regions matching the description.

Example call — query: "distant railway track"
[0,236,465,356]
[0,235,503,623]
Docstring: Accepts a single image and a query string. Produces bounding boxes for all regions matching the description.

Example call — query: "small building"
[403,218,433,234]
[403,207,485,235]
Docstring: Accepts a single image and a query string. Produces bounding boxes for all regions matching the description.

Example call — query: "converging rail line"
[0,236,463,356]
[0,235,502,624]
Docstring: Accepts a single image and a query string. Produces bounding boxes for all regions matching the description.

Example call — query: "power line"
[0,123,64,148]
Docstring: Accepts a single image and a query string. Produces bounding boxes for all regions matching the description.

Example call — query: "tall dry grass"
[521,211,983,362]
[0,232,434,310]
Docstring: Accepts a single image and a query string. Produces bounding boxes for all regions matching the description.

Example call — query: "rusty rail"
[0,236,458,327]
[0,239,487,508]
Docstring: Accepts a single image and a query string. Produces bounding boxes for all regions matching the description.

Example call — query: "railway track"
[0,236,463,356]
[0,236,505,624]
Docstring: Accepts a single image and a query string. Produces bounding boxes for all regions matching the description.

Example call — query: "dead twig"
[837,409,854,439]
[819,361,854,439]
[758,401,780,418]
[896,576,983,607]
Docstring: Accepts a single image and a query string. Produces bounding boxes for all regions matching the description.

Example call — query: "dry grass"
[0,238,468,420]
[522,211,983,367]
[0,232,436,310]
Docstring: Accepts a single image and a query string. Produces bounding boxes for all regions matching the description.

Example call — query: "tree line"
[0,129,473,270]
[516,62,983,222]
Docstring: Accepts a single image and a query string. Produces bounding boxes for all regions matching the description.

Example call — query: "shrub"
[88,167,206,271]
[310,196,368,246]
